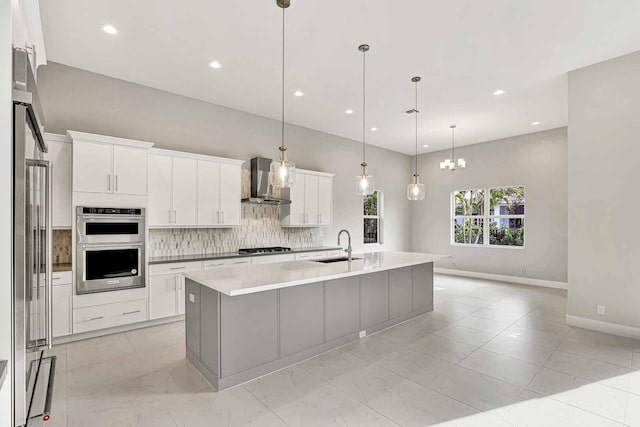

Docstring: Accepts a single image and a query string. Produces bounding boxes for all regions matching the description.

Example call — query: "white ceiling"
[40,0,640,155]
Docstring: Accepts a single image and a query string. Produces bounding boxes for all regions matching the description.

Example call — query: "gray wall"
[37,62,412,253]
[410,128,568,283]
[567,50,640,329]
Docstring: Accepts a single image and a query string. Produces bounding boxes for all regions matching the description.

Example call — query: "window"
[363,191,383,244]
[452,186,525,247]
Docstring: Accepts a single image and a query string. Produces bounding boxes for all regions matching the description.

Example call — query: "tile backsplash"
[53,229,72,264]
[148,204,324,258]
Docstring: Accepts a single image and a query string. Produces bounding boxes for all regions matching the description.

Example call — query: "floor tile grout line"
[295,363,403,426]
[522,324,573,392]
[242,385,295,427]
[544,392,629,425]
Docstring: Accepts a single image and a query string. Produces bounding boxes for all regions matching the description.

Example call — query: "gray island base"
[184,253,439,391]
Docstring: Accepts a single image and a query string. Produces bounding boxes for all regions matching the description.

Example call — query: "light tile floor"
[42,275,640,426]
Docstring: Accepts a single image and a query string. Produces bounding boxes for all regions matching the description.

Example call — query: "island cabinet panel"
[220,291,278,377]
[412,263,434,311]
[185,279,201,357]
[279,283,325,357]
[324,277,360,341]
[389,267,413,319]
[200,286,220,377]
[360,272,390,329]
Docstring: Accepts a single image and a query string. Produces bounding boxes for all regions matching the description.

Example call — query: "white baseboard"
[434,268,568,290]
[566,315,640,340]
[53,315,184,345]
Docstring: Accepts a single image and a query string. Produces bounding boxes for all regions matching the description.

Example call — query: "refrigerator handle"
[45,162,53,349]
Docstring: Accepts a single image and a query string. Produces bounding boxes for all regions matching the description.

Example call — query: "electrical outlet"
[359,330,367,338]
[597,305,606,316]
[521,267,527,276]
[189,293,195,303]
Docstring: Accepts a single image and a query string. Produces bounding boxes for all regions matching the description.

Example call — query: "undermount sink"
[313,257,360,264]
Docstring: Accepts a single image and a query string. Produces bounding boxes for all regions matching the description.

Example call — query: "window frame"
[363,190,384,245]
[450,186,525,249]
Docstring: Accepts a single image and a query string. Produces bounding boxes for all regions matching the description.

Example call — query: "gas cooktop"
[238,247,292,255]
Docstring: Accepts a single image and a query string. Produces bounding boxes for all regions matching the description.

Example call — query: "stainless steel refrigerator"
[12,47,56,427]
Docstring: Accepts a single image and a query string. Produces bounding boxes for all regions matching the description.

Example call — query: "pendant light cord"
[281,6,286,151]
[362,48,366,165]
[450,126,455,161]
[414,80,418,175]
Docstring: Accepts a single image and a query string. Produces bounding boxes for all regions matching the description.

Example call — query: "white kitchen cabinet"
[113,146,148,195]
[318,176,333,226]
[197,161,242,226]
[148,154,173,225]
[52,284,72,337]
[197,160,221,226]
[172,157,198,226]
[44,135,72,228]
[73,140,112,193]
[282,169,334,227]
[219,163,242,226]
[149,274,179,319]
[149,148,243,228]
[69,131,153,195]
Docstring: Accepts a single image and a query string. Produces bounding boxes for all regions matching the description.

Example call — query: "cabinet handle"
[231,260,248,265]
[107,174,111,191]
[319,214,322,224]
[221,211,225,224]
[52,276,61,281]
[115,175,119,192]
[85,316,104,322]
[122,310,141,316]
[208,263,224,268]
[170,266,185,270]
[217,211,220,224]
[174,210,177,223]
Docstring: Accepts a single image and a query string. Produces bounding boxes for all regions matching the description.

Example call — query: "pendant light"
[270,0,296,188]
[407,76,425,200]
[440,125,466,171]
[355,44,375,196]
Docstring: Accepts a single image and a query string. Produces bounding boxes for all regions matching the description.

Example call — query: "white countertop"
[185,251,448,296]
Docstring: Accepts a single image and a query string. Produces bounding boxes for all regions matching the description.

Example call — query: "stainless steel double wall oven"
[76,207,146,294]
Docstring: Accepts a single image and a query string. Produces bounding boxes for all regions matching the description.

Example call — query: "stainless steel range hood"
[241,157,291,205]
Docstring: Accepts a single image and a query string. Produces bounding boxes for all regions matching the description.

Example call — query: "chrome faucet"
[337,229,352,262]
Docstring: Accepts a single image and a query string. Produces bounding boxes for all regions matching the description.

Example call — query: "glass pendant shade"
[355,163,375,196]
[270,148,296,188]
[407,174,425,200]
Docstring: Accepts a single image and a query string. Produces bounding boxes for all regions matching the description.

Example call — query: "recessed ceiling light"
[208,61,222,69]
[493,89,505,96]
[345,109,354,114]
[101,24,118,35]
[370,127,377,131]
[293,90,304,97]
[531,121,541,125]
[422,144,429,148]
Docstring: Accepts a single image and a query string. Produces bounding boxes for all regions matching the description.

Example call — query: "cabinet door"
[219,163,241,226]
[149,274,178,319]
[73,141,113,193]
[304,174,319,226]
[287,172,306,225]
[171,157,198,226]
[44,140,72,228]
[197,160,220,226]
[318,176,332,226]
[113,146,148,195]
[177,274,186,315]
[148,154,173,226]
[52,284,72,337]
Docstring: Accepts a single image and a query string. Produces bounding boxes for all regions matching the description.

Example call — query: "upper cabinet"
[68,131,153,195]
[43,134,72,228]
[148,148,243,228]
[281,170,334,227]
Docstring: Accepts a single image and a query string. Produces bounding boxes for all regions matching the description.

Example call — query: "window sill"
[451,243,525,250]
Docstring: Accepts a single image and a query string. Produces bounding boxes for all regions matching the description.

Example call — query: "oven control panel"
[81,207,143,215]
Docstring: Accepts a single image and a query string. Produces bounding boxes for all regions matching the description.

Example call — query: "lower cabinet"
[149,273,180,319]
[52,284,72,337]
[220,291,279,377]
[360,271,390,329]
[279,283,324,357]
[324,277,360,341]
[389,267,413,319]
[73,299,148,334]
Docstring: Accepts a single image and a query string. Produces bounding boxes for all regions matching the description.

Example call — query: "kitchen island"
[184,251,447,390]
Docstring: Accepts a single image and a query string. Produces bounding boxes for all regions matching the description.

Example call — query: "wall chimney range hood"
[241,157,291,205]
